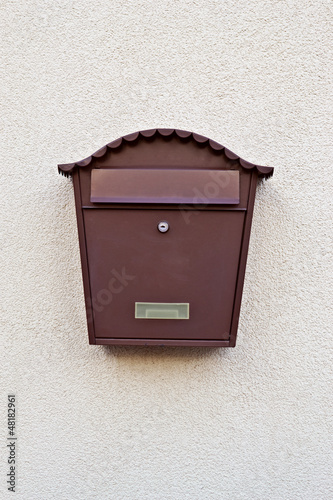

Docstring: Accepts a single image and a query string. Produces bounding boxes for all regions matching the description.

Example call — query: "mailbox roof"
[58,128,274,179]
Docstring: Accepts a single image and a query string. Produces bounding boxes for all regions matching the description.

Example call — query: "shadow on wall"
[100,344,229,361]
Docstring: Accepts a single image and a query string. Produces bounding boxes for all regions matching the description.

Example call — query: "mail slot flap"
[91,169,239,204]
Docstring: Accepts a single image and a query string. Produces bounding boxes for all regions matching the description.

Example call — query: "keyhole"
[158,221,169,233]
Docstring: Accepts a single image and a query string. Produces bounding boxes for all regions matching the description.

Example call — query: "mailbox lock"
[157,221,169,233]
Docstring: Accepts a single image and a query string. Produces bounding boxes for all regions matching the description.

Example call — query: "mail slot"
[59,128,273,347]
[90,169,240,204]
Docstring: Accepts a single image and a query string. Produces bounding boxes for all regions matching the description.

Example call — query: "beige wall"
[1,1,332,498]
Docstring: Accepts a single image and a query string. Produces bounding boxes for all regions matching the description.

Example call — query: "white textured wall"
[1,1,332,498]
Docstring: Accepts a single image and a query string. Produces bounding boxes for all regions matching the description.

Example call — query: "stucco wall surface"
[1,1,332,499]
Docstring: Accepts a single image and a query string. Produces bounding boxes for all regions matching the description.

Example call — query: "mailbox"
[59,129,273,347]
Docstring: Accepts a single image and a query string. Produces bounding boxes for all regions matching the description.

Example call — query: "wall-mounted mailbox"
[59,129,273,347]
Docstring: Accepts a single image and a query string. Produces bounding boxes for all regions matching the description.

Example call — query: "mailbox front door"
[84,208,244,341]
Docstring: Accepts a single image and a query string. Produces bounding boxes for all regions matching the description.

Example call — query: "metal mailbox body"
[59,129,273,347]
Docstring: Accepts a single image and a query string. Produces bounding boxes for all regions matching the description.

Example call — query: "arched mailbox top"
[58,128,274,179]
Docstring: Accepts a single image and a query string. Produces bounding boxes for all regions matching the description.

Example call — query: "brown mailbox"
[59,129,273,347]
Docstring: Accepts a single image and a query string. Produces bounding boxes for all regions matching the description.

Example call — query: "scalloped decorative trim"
[58,129,274,179]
